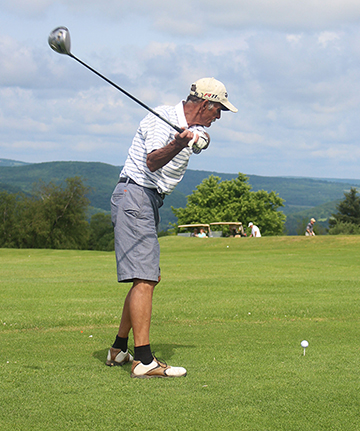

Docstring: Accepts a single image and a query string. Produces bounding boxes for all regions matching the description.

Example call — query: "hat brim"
[220,100,238,113]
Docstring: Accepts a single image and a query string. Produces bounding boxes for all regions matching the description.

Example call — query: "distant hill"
[0,161,121,212]
[0,160,358,233]
[284,199,340,235]
[179,170,358,214]
[0,158,30,167]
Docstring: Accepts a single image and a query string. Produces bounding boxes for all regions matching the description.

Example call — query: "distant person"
[197,228,207,238]
[248,222,261,237]
[231,224,246,237]
[191,228,199,237]
[229,225,239,237]
[305,218,316,236]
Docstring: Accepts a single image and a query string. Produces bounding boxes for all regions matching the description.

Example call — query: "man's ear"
[201,100,209,111]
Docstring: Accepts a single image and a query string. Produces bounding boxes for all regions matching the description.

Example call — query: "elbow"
[146,155,157,172]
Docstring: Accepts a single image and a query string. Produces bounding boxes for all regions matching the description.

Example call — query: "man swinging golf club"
[107,78,237,378]
[47,28,237,378]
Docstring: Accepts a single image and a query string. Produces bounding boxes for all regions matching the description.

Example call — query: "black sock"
[112,336,128,352]
[134,344,153,365]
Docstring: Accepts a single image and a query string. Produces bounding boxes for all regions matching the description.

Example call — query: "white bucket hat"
[190,77,238,112]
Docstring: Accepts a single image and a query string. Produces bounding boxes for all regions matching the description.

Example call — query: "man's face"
[199,101,223,127]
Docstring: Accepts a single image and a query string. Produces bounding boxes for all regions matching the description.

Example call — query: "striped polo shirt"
[120,101,203,195]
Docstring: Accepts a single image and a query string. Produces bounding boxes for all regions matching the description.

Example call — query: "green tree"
[172,173,286,236]
[0,177,91,249]
[328,187,360,234]
[0,191,35,247]
[328,221,360,235]
[0,192,21,247]
[89,213,114,251]
[28,177,91,249]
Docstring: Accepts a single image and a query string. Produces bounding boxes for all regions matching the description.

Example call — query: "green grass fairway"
[1,236,359,430]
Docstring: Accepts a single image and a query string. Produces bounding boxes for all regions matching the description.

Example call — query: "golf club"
[48,27,183,133]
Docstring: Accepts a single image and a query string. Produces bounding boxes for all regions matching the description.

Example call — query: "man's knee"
[133,279,158,291]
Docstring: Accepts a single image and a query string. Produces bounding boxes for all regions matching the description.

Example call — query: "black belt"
[119,177,165,200]
[119,177,137,185]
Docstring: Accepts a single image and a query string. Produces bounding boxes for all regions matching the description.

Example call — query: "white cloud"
[2,0,53,16]
[317,31,340,48]
[1,0,360,178]
[63,0,360,33]
[5,0,360,34]
[286,34,303,44]
[312,144,360,160]
[0,37,38,86]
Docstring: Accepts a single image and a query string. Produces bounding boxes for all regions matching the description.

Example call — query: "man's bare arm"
[146,130,195,172]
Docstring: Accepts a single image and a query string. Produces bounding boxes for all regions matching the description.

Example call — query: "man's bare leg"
[109,276,186,377]
[107,278,157,366]
[117,278,156,346]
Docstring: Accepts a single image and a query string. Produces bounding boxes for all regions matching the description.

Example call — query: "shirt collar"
[175,100,188,129]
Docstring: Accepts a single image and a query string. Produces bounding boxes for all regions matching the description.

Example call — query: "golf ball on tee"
[301,340,309,348]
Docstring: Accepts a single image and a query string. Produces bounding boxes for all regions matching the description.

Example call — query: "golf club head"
[48,27,71,55]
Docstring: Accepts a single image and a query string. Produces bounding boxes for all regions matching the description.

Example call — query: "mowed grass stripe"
[0,236,359,430]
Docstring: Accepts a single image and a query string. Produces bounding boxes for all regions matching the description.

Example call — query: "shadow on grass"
[93,348,110,364]
[150,343,196,361]
[93,343,195,365]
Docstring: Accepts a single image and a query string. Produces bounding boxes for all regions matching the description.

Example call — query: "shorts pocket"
[110,184,125,208]
[120,185,145,219]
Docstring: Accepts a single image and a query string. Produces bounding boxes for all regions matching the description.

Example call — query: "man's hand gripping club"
[146,129,210,172]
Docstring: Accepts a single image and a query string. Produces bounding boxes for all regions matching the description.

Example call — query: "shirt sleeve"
[141,109,176,154]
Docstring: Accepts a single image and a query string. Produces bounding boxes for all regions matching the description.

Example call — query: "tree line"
[172,174,360,236]
[0,177,114,251]
[172,173,286,236]
[328,187,360,234]
[0,176,358,250]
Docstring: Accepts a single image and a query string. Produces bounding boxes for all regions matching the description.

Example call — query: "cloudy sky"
[1,0,360,179]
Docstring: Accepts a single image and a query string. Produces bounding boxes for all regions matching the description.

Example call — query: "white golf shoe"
[106,347,133,366]
[131,357,187,378]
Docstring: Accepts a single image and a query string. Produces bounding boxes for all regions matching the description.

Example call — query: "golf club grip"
[70,54,183,134]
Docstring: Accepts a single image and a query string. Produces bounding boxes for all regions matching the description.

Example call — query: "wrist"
[171,138,188,150]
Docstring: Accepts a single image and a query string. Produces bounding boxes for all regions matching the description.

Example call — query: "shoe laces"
[152,352,167,367]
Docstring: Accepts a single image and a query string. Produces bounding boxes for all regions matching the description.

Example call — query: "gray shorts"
[111,180,163,283]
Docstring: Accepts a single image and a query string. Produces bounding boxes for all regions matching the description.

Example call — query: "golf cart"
[209,222,245,237]
[177,224,211,237]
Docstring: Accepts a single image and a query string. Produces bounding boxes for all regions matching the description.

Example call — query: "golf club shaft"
[69,53,183,133]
